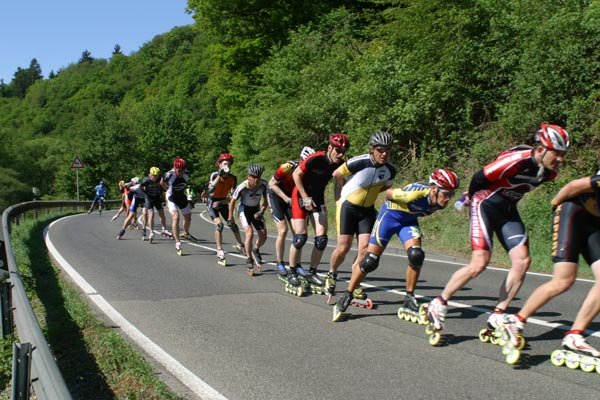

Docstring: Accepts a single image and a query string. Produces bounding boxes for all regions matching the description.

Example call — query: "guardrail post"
[0,241,11,338]
[12,342,32,400]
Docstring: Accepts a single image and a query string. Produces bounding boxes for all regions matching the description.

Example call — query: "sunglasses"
[374,147,391,154]
[438,188,455,198]
[334,147,346,154]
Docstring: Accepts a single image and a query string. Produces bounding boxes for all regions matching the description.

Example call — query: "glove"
[254,210,265,220]
[219,168,226,177]
[226,219,235,227]
[302,197,314,208]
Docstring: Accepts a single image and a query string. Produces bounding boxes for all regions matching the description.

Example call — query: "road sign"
[71,156,84,169]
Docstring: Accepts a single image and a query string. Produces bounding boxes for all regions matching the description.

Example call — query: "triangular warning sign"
[71,156,85,169]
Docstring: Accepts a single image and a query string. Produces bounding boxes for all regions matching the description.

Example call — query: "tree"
[9,58,43,98]
[112,44,123,55]
[79,50,94,64]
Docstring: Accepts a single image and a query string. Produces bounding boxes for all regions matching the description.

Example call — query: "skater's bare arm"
[552,177,593,208]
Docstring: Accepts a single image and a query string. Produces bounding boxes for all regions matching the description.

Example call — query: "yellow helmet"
[149,166,161,176]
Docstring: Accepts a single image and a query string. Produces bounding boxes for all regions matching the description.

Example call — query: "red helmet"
[429,169,459,191]
[173,158,186,170]
[535,124,570,151]
[216,153,234,165]
[329,133,350,150]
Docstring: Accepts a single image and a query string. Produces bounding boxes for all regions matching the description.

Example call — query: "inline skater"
[228,163,269,276]
[160,158,193,255]
[333,169,459,321]
[267,146,315,279]
[327,131,396,300]
[117,177,146,239]
[501,173,600,367]
[206,153,245,265]
[287,133,350,293]
[88,180,108,214]
[111,180,128,221]
[139,167,168,243]
[426,124,569,335]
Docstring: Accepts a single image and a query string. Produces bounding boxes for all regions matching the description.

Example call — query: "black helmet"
[369,131,393,147]
[247,163,264,176]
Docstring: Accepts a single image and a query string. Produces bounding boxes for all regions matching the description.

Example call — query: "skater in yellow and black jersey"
[502,173,600,368]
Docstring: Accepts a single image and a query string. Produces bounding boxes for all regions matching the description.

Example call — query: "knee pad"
[314,235,328,251]
[293,233,308,249]
[359,252,380,273]
[216,222,224,233]
[407,246,425,269]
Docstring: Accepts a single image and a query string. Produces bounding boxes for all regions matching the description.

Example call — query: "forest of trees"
[1,0,599,212]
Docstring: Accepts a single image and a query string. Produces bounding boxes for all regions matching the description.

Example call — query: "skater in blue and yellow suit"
[332,169,459,321]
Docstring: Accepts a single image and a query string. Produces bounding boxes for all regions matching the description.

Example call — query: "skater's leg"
[441,249,491,302]
[570,260,600,332]
[495,244,530,311]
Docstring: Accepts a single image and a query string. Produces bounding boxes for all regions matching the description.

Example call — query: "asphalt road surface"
[45,209,600,399]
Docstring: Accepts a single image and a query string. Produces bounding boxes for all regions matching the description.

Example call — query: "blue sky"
[1,1,194,83]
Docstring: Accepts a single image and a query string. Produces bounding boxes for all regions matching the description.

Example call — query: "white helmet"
[300,146,315,160]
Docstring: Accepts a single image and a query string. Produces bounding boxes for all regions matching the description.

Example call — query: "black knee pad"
[293,233,308,249]
[407,246,425,269]
[216,222,224,233]
[359,252,380,273]
[314,235,328,251]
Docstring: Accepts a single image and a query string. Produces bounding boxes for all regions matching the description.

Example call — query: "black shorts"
[336,200,377,236]
[267,190,291,223]
[206,198,229,220]
[238,205,265,231]
[552,201,600,264]
[144,196,163,211]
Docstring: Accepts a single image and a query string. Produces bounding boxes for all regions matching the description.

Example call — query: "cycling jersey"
[369,182,442,248]
[140,176,163,211]
[469,146,557,251]
[208,172,237,200]
[232,179,268,207]
[163,169,190,211]
[337,154,396,207]
[271,161,298,197]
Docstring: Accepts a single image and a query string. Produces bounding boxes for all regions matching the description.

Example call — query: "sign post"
[70,156,85,201]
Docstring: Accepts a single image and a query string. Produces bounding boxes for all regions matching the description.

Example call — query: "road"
[45,209,600,399]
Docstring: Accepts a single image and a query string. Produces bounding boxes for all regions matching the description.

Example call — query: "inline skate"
[148,232,155,244]
[549,332,600,373]
[284,267,305,296]
[251,249,262,272]
[276,263,288,283]
[296,265,325,295]
[176,242,183,256]
[332,291,352,322]
[245,257,255,276]
[349,287,373,309]
[424,297,446,346]
[324,272,337,304]
[233,243,246,256]
[216,249,226,267]
[397,294,427,324]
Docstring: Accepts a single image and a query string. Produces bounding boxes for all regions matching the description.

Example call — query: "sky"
[1,1,195,83]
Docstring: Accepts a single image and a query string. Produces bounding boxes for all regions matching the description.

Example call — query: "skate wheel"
[516,335,526,350]
[501,344,512,355]
[478,329,490,343]
[418,303,428,315]
[365,299,373,309]
[418,315,428,325]
[490,335,500,346]
[397,308,403,320]
[505,349,520,365]
[246,268,254,277]
[498,336,508,347]
[429,332,442,346]
[580,356,596,373]
[410,315,418,324]
[550,350,566,367]
[565,353,580,369]
[425,324,434,335]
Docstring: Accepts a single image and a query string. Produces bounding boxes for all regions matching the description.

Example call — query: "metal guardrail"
[1,200,118,400]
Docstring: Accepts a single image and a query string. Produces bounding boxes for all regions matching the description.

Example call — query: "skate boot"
[148,232,155,244]
[176,242,182,256]
[234,243,246,256]
[251,249,262,272]
[161,228,173,239]
[479,311,506,346]
[397,294,424,324]
[216,249,226,267]
[284,267,304,297]
[117,229,125,240]
[246,257,254,276]
[252,248,263,264]
[141,228,147,241]
[276,263,288,282]
[87,209,92,214]
[111,215,118,221]
[496,314,526,365]
[549,331,600,373]
[296,265,325,295]
[332,291,353,322]
[350,287,373,309]
[98,208,102,216]
[425,297,446,346]
[324,272,337,302]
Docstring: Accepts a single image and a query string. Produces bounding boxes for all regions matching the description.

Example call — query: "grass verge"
[4,213,186,400]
